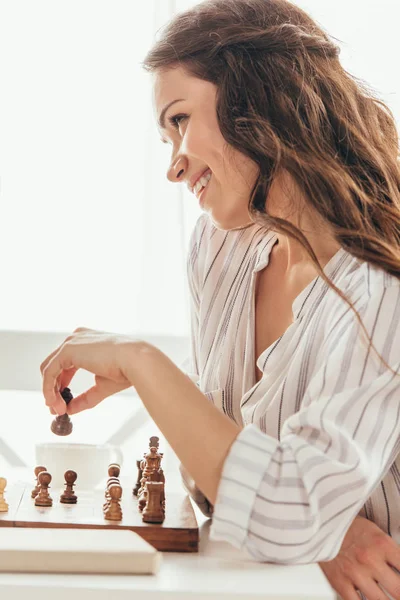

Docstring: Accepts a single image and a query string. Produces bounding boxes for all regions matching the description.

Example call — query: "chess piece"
[104,484,123,521]
[51,387,73,436]
[103,477,120,510]
[35,471,53,506]
[108,464,120,478]
[132,459,143,496]
[60,470,78,504]
[137,438,165,511]
[149,436,159,450]
[138,481,148,512]
[142,481,165,523]
[31,465,47,498]
[0,477,9,512]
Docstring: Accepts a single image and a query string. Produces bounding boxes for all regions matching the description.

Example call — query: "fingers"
[374,563,400,600]
[58,366,78,392]
[355,577,391,600]
[66,386,107,415]
[42,348,75,415]
[66,379,128,415]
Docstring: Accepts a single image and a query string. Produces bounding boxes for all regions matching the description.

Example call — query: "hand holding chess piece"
[60,470,78,504]
[51,387,73,436]
[34,471,53,507]
[31,465,47,498]
[0,477,9,513]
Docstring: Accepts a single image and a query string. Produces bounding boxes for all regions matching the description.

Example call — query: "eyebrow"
[158,98,185,130]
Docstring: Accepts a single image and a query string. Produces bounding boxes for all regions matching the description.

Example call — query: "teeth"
[194,172,212,195]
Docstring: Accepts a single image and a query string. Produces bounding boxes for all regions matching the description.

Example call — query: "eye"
[168,114,188,130]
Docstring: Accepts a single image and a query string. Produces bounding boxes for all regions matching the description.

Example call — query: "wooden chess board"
[0,482,199,552]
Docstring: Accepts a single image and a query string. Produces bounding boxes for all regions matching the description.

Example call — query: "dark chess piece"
[149,436,159,450]
[60,470,78,504]
[31,465,47,498]
[35,471,53,506]
[51,387,73,436]
[133,459,143,496]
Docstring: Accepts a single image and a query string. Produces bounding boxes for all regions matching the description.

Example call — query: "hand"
[179,462,214,518]
[40,327,144,415]
[319,515,400,599]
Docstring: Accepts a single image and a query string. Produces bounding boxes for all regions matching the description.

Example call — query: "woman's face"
[152,66,259,230]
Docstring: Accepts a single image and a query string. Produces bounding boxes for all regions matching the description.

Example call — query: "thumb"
[67,378,130,415]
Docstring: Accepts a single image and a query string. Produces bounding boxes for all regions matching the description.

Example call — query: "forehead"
[152,67,214,112]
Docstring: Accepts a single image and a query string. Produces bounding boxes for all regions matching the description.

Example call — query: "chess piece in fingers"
[50,387,73,436]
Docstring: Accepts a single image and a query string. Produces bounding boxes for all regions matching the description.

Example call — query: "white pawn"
[0,477,9,512]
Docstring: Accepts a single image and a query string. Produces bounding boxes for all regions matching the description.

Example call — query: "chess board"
[0,482,199,552]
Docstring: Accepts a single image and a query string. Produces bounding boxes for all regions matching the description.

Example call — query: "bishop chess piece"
[142,481,165,523]
[31,465,47,498]
[0,477,9,513]
[60,470,78,504]
[104,484,123,521]
[51,387,73,436]
[34,471,53,507]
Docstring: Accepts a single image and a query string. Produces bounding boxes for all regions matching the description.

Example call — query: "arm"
[121,343,241,506]
[41,283,400,565]
[208,283,400,564]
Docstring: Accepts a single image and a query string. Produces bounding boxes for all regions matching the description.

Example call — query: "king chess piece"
[51,387,73,436]
[137,441,164,512]
[60,470,78,504]
[34,471,53,507]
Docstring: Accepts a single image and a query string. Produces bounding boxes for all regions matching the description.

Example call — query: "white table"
[0,391,335,599]
[0,517,334,600]
[0,501,335,600]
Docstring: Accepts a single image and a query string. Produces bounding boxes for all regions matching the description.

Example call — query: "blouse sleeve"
[210,281,400,564]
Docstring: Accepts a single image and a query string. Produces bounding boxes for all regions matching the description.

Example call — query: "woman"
[40,1,400,598]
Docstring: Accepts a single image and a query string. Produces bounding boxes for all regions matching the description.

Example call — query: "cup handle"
[110,445,123,467]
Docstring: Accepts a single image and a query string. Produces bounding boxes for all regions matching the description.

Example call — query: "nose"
[166,155,186,183]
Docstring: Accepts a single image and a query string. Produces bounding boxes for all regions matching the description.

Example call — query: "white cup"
[34,443,123,489]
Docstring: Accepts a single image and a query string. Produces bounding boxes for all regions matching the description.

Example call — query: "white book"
[0,527,162,574]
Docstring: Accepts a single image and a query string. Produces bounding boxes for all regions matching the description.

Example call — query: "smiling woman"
[37,1,400,599]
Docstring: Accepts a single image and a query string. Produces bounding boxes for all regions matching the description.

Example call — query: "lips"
[190,168,212,194]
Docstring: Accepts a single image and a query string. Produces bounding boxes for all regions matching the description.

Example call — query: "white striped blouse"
[181,212,400,564]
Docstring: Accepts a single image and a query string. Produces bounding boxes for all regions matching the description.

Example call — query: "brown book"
[0,527,161,574]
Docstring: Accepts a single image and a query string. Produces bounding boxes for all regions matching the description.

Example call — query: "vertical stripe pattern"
[181,214,400,563]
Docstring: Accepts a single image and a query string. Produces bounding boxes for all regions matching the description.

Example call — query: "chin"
[209,210,254,232]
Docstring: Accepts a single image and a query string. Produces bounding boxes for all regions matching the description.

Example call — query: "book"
[0,527,161,574]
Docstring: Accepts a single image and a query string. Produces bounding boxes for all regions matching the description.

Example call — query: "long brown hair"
[142,0,400,374]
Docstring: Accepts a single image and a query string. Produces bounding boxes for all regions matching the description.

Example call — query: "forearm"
[122,342,241,505]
